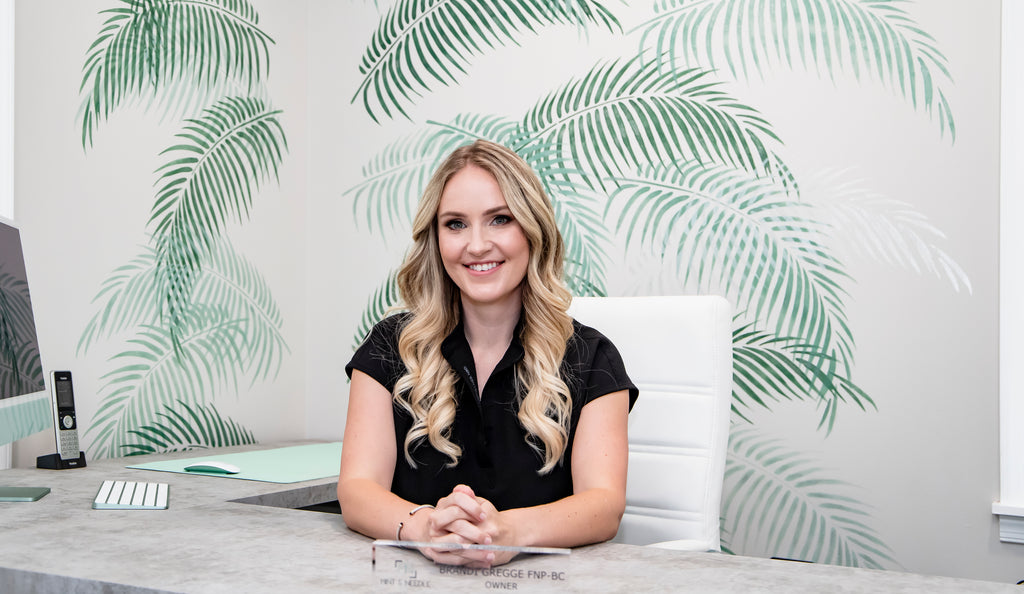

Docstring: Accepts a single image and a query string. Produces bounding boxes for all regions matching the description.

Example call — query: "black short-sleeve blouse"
[345,313,638,511]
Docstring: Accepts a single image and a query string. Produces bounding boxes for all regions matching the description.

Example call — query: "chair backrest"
[568,295,732,551]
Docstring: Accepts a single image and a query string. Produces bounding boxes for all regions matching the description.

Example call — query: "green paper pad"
[0,486,51,502]
[127,442,342,484]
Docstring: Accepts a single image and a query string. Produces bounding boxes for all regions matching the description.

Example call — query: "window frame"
[994,0,1024,544]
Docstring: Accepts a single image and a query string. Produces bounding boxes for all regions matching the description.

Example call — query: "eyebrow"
[437,205,512,219]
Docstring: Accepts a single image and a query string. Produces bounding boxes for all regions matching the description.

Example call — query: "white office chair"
[568,295,732,551]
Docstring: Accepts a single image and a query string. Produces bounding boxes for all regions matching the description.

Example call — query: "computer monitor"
[0,215,50,446]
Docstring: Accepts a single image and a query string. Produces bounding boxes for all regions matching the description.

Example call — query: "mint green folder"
[127,442,342,483]
[0,486,50,502]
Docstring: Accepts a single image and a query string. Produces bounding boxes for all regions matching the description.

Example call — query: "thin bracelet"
[396,504,436,541]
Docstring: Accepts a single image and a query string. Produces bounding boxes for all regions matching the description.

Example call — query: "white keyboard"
[92,480,169,510]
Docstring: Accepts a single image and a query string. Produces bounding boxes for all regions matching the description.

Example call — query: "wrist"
[397,504,434,542]
[498,508,524,547]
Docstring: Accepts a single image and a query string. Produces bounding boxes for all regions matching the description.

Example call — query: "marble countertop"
[0,443,1017,593]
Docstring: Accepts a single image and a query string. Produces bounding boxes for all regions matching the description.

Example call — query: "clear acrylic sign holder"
[372,540,571,591]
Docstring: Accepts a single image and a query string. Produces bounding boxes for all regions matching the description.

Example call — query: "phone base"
[36,452,88,470]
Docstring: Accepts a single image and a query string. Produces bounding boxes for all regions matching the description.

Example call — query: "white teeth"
[469,262,498,272]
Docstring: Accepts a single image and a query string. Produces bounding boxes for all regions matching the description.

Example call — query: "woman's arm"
[337,370,407,539]
[445,389,629,559]
[337,370,495,564]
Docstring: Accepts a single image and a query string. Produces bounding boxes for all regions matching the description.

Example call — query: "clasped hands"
[406,484,517,567]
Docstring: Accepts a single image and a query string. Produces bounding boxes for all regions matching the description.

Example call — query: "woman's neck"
[460,295,521,352]
[460,295,521,399]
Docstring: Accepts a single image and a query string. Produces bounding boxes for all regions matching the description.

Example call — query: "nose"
[467,225,490,255]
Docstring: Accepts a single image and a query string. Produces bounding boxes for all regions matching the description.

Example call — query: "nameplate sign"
[372,540,570,591]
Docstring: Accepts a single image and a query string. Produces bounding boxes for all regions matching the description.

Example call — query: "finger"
[418,536,493,566]
[434,491,486,522]
[432,518,493,545]
[453,484,476,497]
[428,547,495,567]
[428,504,482,534]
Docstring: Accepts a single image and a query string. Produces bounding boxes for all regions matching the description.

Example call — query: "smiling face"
[436,164,531,314]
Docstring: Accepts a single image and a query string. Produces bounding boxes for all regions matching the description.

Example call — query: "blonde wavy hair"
[394,139,574,474]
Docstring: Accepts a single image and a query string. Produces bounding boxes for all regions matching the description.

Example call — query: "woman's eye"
[492,214,512,226]
[444,220,466,230]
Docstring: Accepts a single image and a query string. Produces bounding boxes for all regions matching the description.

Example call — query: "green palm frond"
[634,0,955,139]
[732,321,815,414]
[343,117,510,235]
[85,306,249,459]
[353,271,403,350]
[77,240,288,383]
[510,55,791,192]
[0,268,45,395]
[810,170,971,293]
[79,0,274,148]
[77,249,163,355]
[609,162,853,376]
[731,320,875,431]
[723,426,897,569]
[353,0,620,122]
[149,95,287,346]
[121,399,257,455]
[552,189,608,296]
[196,239,290,383]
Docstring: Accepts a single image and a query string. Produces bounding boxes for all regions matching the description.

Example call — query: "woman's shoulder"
[569,318,611,343]
[375,311,413,333]
[355,312,412,352]
[346,312,411,382]
[566,318,620,362]
[565,317,638,406]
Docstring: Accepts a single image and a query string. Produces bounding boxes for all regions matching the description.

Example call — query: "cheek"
[510,231,531,260]
[437,234,460,268]
[507,234,531,277]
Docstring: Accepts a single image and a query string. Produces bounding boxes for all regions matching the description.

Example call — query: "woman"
[338,139,637,567]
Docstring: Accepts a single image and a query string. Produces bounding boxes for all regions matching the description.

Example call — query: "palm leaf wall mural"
[633,0,955,138]
[352,0,622,122]
[87,306,250,458]
[346,0,963,568]
[509,58,794,191]
[806,169,972,293]
[121,399,257,456]
[149,95,287,348]
[723,426,897,568]
[77,0,287,456]
[78,0,273,148]
[77,238,288,370]
[607,162,867,431]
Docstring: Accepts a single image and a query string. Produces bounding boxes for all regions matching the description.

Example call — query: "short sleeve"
[345,314,409,393]
[565,322,639,411]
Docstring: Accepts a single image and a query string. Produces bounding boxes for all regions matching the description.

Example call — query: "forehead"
[438,164,508,213]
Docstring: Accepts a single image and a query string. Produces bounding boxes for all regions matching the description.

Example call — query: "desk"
[0,443,1016,593]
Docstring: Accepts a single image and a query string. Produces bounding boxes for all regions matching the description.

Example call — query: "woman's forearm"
[337,478,430,541]
[498,486,625,549]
